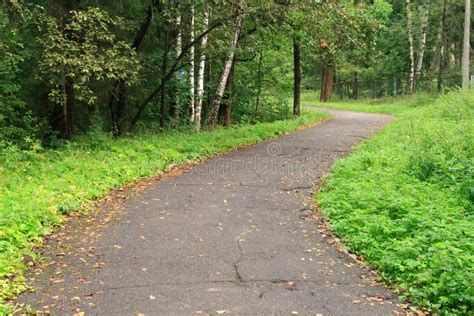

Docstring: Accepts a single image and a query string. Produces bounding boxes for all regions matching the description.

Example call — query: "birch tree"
[172,12,182,122]
[195,10,209,132]
[414,5,429,91]
[208,2,244,130]
[407,0,415,94]
[189,4,195,122]
[462,0,471,88]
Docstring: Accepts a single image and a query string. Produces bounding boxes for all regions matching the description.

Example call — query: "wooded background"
[0,0,472,146]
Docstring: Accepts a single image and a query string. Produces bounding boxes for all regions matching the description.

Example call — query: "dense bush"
[317,90,473,315]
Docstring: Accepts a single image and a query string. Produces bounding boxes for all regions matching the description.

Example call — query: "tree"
[462,0,471,88]
[172,9,183,124]
[407,0,415,94]
[108,0,155,136]
[293,38,301,115]
[320,40,334,102]
[414,5,429,92]
[195,9,209,132]
[208,1,244,130]
[189,3,196,122]
[39,7,139,139]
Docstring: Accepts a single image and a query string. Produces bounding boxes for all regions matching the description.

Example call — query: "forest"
[0,0,473,315]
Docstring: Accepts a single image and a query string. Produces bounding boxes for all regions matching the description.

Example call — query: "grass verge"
[315,90,473,315]
[0,109,330,310]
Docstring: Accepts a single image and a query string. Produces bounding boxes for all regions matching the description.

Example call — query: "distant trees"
[407,1,429,94]
[39,7,139,138]
[312,0,470,100]
[0,0,471,146]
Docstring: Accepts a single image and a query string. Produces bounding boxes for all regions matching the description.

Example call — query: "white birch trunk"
[414,5,429,90]
[195,10,209,132]
[462,0,471,88]
[173,13,182,122]
[189,4,195,122]
[208,5,243,129]
[407,0,415,94]
[176,14,182,59]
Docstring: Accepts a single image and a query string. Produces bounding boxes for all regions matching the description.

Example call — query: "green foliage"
[317,90,474,314]
[0,6,42,149]
[38,7,140,106]
[0,109,330,310]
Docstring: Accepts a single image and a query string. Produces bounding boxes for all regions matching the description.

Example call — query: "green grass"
[315,90,474,315]
[0,110,330,308]
[301,90,436,115]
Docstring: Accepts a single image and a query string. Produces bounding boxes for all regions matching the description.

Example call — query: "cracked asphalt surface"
[18,109,402,315]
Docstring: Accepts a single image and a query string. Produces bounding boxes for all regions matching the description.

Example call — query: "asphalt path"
[19,109,402,315]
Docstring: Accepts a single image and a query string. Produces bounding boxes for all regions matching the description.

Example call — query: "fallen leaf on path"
[368,295,385,302]
[93,262,105,268]
[52,278,64,284]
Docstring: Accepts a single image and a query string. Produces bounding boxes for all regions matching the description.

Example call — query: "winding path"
[20,109,402,315]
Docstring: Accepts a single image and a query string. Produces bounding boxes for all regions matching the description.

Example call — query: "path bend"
[19,109,401,315]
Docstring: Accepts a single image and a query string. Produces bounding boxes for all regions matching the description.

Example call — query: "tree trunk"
[462,0,471,88]
[208,3,243,130]
[194,11,209,131]
[171,12,182,124]
[160,30,170,129]
[407,0,415,94]
[189,4,195,122]
[293,39,301,116]
[352,71,359,99]
[320,66,334,102]
[223,63,234,127]
[437,0,448,93]
[414,5,429,92]
[255,51,263,121]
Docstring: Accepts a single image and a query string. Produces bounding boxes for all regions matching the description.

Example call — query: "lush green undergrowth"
[0,110,330,305]
[317,90,473,315]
